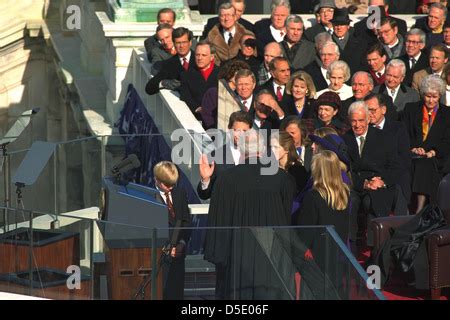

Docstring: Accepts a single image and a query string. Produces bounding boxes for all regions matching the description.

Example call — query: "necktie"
[280,31,284,38]
[359,136,365,156]
[276,86,283,102]
[242,100,248,112]
[410,57,416,69]
[182,57,189,71]
[328,29,333,35]
[164,192,176,219]
[376,72,382,78]
[390,89,396,97]
[228,32,233,46]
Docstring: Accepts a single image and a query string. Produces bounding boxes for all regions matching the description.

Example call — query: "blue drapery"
[115,84,206,254]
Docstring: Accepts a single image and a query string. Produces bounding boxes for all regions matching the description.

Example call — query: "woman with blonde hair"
[285,71,317,118]
[297,150,351,242]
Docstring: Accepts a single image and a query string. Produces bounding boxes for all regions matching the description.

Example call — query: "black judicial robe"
[204,159,296,299]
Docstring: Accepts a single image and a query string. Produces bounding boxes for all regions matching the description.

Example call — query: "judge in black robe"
[204,129,298,299]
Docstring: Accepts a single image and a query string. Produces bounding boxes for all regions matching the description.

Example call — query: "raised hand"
[199,154,215,182]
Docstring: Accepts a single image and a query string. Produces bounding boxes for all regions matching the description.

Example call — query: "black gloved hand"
[161,79,181,91]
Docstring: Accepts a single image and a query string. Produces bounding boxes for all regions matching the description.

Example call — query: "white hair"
[348,101,369,120]
[386,59,406,77]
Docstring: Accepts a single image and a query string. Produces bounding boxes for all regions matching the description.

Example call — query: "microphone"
[112,154,141,175]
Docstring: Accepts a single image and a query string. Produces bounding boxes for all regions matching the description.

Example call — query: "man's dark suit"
[255,30,277,60]
[157,185,192,300]
[202,16,254,39]
[280,38,316,70]
[375,119,412,202]
[256,78,292,126]
[304,23,329,42]
[303,60,329,91]
[145,51,195,95]
[334,30,369,74]
[144,35,159,62]
[374,83,420,114]
[343,127,407,239]
[254,18,271,37]
[353,13,407,45]
[180,65,219,114]
[399,50,430,87]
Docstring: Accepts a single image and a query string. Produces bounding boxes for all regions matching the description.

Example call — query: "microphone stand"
[132,251,166,300]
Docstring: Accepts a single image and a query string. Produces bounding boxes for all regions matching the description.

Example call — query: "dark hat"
[316,0,337,11]
[309,134,351,167]
[316,91,342,110]
[330,8,352,25]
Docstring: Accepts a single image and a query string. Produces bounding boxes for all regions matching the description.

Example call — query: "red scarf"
[199,59,215,81]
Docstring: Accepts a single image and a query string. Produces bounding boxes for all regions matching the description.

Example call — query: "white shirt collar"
[179,51,191,65]
[157,187,172,204]
[356,129,368,141]
[224,26,236,36]
[388,37,400,48]
[321,67,331,85]
[240,94,253,105]
[269,24,285,42]
[230,144,241,166]
[387,84,401,99]
[376,118,386,130]
[273,82,285,94]
[413,51,421,61]
[376,66,385,76]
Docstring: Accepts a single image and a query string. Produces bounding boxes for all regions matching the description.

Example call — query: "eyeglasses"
[406,40,422,45]
[378,28,394,36]
[174,41,190,46]
[320,8,334,14]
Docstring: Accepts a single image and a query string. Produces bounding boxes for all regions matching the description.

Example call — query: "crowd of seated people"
[145,0,450,272]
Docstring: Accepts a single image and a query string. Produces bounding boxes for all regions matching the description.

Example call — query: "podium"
[101,178,169,300]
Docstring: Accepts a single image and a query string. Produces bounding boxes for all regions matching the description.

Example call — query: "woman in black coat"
[284,71,316,119]
[296,150,351,243]
[402,75,450,212]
